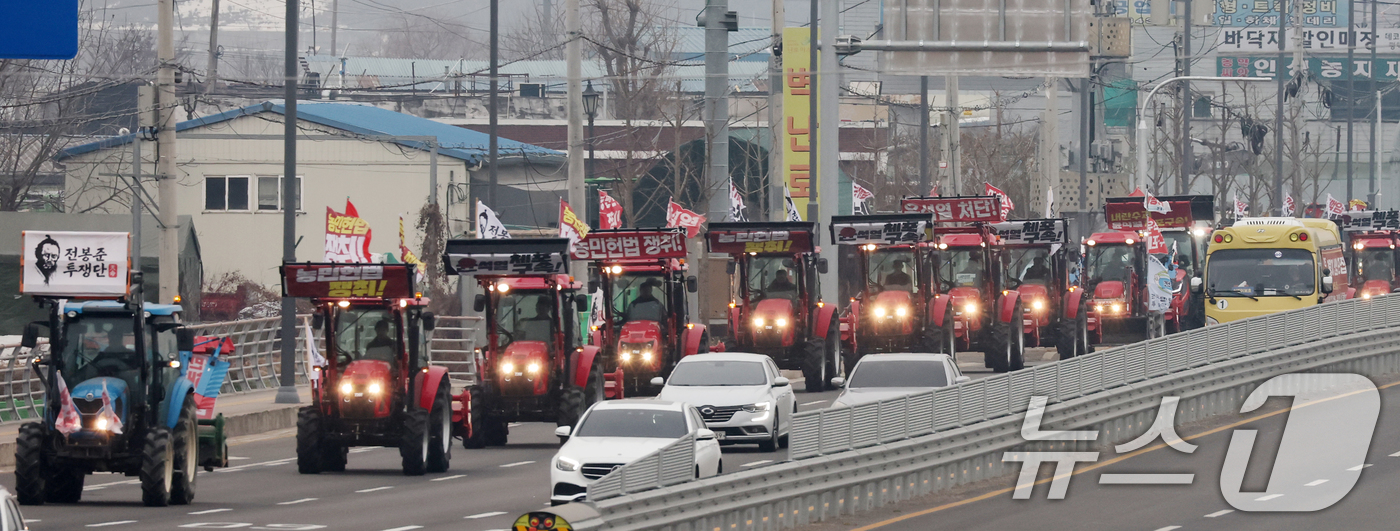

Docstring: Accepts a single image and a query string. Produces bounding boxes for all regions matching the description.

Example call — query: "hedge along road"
[6,351,1052,531]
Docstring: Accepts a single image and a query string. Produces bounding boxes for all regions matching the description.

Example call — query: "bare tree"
[502,1,565,61]
[376,16,484,60]
[585,0,679,121]
[959,122,1040,216]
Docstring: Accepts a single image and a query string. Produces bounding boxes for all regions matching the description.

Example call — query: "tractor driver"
[364,320,397,361]
[884,260,913,290]
[766,269,799,300]
[517,297,555,342]
[626,279,666,322]
[1021,256,1052,285]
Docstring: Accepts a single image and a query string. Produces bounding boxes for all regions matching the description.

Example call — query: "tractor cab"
[480,275,578,396]
[575,228,704,397]
[1334,210,1400,300]
[1104,194,1215,331]
[930,227,1003,355]
[989,219,1073,353]
[829,214,932,357]
[1081,231,1151,343]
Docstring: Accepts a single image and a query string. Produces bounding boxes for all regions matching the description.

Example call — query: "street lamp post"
[583,81,600,224]
[1137,76,1271,194]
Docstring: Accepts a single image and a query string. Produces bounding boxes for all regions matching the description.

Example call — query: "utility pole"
[207,0,220,88]
[818,0,839,305]
[1370,0,1379,206]
[704,0,731,223]
[947,75,961,194]
[330,0,338,54]
[1079,78,1089,213]
[544,0,556,50]
[919,76,930,193]
[807,0,819,222]
[156,0,179,304]
[276,0,301,405]
[1274,0,1287,214]
[565,0,584,217]
[1179,0,1192,196]
[490,0,500,206]
[1347,0,1356,201]
[134,85,153,284]
[1043,78,1058,213]
[768,0,784,220]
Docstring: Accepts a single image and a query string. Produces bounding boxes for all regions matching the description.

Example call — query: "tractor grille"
[698,405,743,423]
[581,463,624,480]
[73,397,104,415]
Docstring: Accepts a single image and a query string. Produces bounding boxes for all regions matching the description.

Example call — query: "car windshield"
[611,273,666,323]
[848,359,949,388]
[574,408,688,438]
[667,360,767,386]
[938,248,985,288]
[1086,243,1136,283]
[868,248,916,292]
[1004,247,1052,286]
[59,315,142,390]
[494,291,555,346]
[1357,248,1395,282]
[334,307,401,363]
[1207,248,1316,296]
[748,257,799,303]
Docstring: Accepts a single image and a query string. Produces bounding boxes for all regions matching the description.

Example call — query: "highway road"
[7,349,1054,530]
[801,373,1400,531]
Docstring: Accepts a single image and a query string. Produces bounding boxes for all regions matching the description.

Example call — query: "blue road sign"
[0,0,78,59]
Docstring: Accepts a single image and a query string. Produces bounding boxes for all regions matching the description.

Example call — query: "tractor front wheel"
[399,408,429,476]
[15,422,46,505]
[140,426,174,507]
[464,386,487,449]
[426,380,452,473]
[296,407,325,474]
[557,388,586,444]
[801,337,826,393]
[45,466,83,504]
[170,397,199,505]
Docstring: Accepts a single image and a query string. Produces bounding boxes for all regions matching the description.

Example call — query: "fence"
[0,313,483,424]
[571,294,1400,529]
[586,434,698,501]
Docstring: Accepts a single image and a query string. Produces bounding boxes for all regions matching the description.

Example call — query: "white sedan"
[653,352,796,452]
[549,399,722,506]
[832,353,969,407]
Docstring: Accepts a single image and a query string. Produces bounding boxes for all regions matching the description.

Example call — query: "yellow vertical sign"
[782,27,813,217]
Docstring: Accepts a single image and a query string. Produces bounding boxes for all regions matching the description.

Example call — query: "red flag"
[1144,216,1168,254]
[984,183,1014,221]
[559,199,591,251]
[1283,194,1295,215]
[1143,191,1170,214]
[598,191,623,229]
[1128,187,1146,197]
[1326,194,1345,218]
[929,184,939,197]
[98,379,124,434]
[1234,194,1249,219]
[53,371,81,437]
[325,199,372,262]
[665,199,706,238]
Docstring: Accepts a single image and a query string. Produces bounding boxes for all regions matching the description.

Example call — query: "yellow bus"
[1192,218,1349,325]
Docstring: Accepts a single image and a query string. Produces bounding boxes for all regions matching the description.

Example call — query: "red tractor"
[1072,231,1168,346]
[829,213,935,366]
[284,263,456,476]
[1104,195,1215,332]
[706,222,841,392]
[573,228,707,397]
[444,238,604,447]
[1335,209,1400,299]
[988,218,1086,359]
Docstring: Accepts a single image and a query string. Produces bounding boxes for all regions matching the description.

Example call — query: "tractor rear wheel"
[15,422,46,505]
[399,408,429,476]
[824,317,842,388]
[584,360,604,406]
[464,386,487,449]
[801,337,826,393]
[140,426,174,507]
[170,397,198,505]
[45,466,83,504]
[426,380,452,473]
[1009,301,1026,371]
[296,407,325,474]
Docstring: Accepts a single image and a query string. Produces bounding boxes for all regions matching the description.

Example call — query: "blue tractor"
[16,289,228,506]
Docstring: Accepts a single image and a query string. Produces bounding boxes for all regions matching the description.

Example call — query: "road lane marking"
[350,448,376,453]
[86,521,137,527]
[1347,464,1373,471]
[228,456,250,460]
[499,461,535,468]
[432,474,467,481]
[1391,451,1400,457]
[800,401,827,406]
[356,486,394,493]
[848,377,1400,531]
[1153,527,1181,531]
[1204,510,1234,518]
[508,423,523,427]
[84,479,139,490]
[22,520,39,524]
[1305,479,1330,487]
[381,527,423,531]
[279,498,317,505]
[465,511,508,519]
[188,509,232,515]
[1255,494,1284,501]
[741,460,773,468]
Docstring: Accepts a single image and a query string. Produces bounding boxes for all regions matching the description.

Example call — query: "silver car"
[832,353,969,407]
[654,353,797,452]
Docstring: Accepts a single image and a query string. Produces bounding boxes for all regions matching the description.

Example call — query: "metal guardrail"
[570,294,1400,529]
[0,314,484,424]
[586,434,697,501]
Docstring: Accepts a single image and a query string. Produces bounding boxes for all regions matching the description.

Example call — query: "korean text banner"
[445,253,567,276]
[990,219,1067,245]
[1336,210,1400,231]
[1213,0,1347,27]
[1104,201,1197,230]
[830,215,929,245]
[281,263,415,299]
[900,196,1003,222]
[325,200,372,263]
[21,231,131,297]
[783,27,814,215]
[571,229,688,261]
[706,223,815,254]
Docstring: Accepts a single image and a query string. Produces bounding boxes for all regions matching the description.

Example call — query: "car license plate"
[714,431,726,440]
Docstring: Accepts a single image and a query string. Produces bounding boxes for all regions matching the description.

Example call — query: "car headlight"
[895,305,909,317]
[555,456,580,472]
[775,318,787,327]
[527,362,541,374]
[502,362,516,374]
[367,382,382,395]
[753,317,765,327]
[340,382,354,395]
[963,302,977,314]
[873,306,887,318]
[1031,299,1044,311]
[741,402,771,413]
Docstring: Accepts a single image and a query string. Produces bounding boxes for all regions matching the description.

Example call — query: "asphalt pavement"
[5,348,1054,530]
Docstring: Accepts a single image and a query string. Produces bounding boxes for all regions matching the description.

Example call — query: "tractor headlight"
[95,417,109,431]
[1363,292,1373,300]
[895,305,909,317]
[620,351,632,362]
[1110,302,1122,313]
[527,362,541,374]
[1031,299,1045,311]
[641,351,653,362]
[753,317,765,327]
[775,318,788,327]
[502,362,516,374]
[964,302,977,314]
[367,382,382,395]
[340,382,354,395]
[556,456,581,472]
[1095,304,1105,312]
[873,306,887,318]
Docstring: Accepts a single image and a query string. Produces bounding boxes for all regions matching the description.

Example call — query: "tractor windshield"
[1357,248,1396,283]
[494,291,556,347]
[1207,249,1315,296]
[938,248,986,289]
[868,249,916,292]
[611,274,667,323]
[59,315,141,390]
[333,307,401,364]
[1004,247,1053,286]
[747,256,800,303]
[1086,244,1136,283]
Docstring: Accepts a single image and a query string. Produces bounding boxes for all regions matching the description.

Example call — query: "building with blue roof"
[57,101,565,288]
